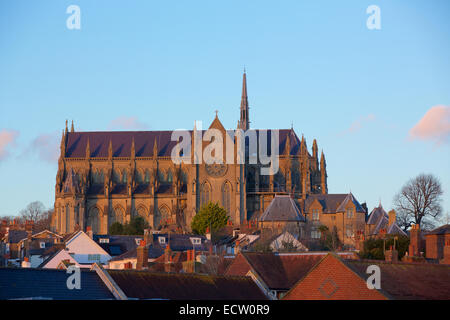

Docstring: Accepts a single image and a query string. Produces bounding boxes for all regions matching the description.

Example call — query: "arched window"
[158,206,170,225]
[66,204,70,233]
[75,205,79,227]
[113,169,121,184]
[200,182,211,208]
[58,207,62,233]
[222,183,231,215]
[122,171,128,184]
[88,207,100,234]
[144,169,150,183]
[167,170,173,183]
[136,206,147,219]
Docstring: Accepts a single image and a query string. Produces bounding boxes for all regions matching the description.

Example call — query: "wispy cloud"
[0,129,19,161]
[108,116,149,130]
[409,105,450,146]
[340,114,376,135]
[29,132,60,163]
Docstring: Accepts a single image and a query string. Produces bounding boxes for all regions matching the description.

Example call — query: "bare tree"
[20,201,46,222]
[393,174,443,230]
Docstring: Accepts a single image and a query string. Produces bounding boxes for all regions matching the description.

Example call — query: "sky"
[0,0,449,218]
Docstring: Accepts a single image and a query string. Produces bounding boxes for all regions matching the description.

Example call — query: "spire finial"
[65,120,68,134]
[215,110,218,118]
[70,120,74,133]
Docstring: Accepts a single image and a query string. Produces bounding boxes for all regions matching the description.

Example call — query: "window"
[39,242,45,249]
[312,209,320,221]
[311,230,321,239]
[346,208,354,219]
[346,225,354,238]
[200,183,211,208]
[99,238,109,244]
[190,237,201,245]
[144,170,150,184]
[222,183,231,215]
[158,236,166,244]
[88,254,100,262]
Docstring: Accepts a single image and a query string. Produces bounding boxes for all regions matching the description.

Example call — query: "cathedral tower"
[238,70,250,131]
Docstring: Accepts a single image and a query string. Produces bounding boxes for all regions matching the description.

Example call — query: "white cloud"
[0,129,19,161]
[409,105,450,146]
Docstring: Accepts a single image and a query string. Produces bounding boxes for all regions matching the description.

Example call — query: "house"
[269,231,308,252]
[366,204,406,238]
[0,268,114,300]
[216,230,261,255]
[94,234,144,257]
[108,245,164,270]
[16,230,63,268]
[283,253,450,300]
[425,224,450,263]
[304,193,367,248]
[259,195,306,233]
[225,251,358,299]
[39,230,111,269]
[2,229,28,266]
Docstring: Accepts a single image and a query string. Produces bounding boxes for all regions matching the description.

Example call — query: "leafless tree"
[393,174,443,230]
[20,201,46,222]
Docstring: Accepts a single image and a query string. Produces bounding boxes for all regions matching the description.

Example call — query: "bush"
[191,202,229,235]
[109,222,124,235]
[359,235,410,260]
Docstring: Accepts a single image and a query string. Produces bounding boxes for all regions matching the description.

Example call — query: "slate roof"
[94,234,143,257]
[0,268,114,300]
[426,224,450,236]
[107,270,267,300]
[305,193,365,214]
[259,195,305,222]
[344,260,450,300]
[110,245,164,261]
[4,230,28,243]
[64,128,305,159]
[367,205,388,224]
[226,252,328,290]
[151,233,210,252]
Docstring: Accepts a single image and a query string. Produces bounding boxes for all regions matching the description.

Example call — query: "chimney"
[86,226,93,239]
[136,240,148,270]
[144,228,151,245]
[388,210,396,227]
[385,245,398,263]
[408,224,421,257]
[234,240,240,255]
[21,256,31,268]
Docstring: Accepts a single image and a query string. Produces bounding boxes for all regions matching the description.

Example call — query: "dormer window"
[190,237,201,245]
[158,236,166,244]
[99,238,109,244]
[40,242,46,249]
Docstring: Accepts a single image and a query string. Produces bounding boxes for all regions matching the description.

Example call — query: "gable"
[283,254,387,300]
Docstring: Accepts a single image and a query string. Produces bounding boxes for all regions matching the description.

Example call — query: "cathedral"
[51,72,328,235]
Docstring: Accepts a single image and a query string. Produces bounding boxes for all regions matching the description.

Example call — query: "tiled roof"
[226,252,325,290]
[152,234,210,252]
[344,260,450,300]
[367,205,388,224]
[110,245,164,261]
[426,224,450,235]
[107,270,267,300]
[0,268,114,300]
[5,230,28,243]
[64,129,305,159]
[305,193,365,214]
[259,195,305,222]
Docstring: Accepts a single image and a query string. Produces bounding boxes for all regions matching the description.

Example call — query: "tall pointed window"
[200,182,211,208]
[88,207,100,234]
[65,204,70,233]
[222,183,231,215]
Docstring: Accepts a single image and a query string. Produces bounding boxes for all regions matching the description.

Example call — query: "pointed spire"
[65,120,68,135]
[312,139,318,159]
[60,130,66,156]
[108,139,113,159]
[320,150,326,166]
[285,133,291,156]
[239,70,249,131]
[70,120,74,133]
[85,138,90,159]
[301,134,307,154]
[131,137,135,159]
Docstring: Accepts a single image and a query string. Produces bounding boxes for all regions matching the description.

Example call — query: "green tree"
[191,202,229,235]
[359,235,410,260]
[109,222,124,235]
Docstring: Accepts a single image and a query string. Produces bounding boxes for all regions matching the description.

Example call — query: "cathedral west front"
[51,72,328,235]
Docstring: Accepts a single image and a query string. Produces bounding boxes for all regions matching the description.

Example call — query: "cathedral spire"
[65,120,68,135]
[239,70,249,131]
[312,139,318,159]
[320,150,327,194]
[70,120,74,133]
[60,130,66,157]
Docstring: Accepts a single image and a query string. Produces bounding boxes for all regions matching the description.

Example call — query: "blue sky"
[0,0,449,217]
